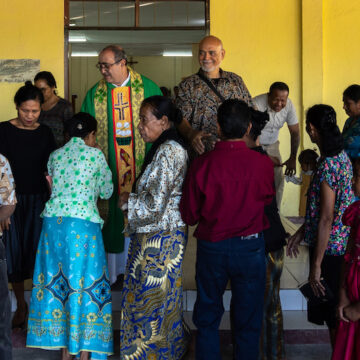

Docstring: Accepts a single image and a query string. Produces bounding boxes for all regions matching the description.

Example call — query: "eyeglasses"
[95,60,122,70]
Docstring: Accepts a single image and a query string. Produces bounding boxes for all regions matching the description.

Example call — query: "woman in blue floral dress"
[287,105,354,346]
[26,113,114,360]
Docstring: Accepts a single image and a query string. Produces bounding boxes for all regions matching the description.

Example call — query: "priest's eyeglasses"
[96,60,122,70]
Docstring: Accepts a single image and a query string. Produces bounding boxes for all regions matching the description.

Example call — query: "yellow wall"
[323,1,360,129]
[0,0,64,122]
[210,0,360,215]
[210,0,302,215]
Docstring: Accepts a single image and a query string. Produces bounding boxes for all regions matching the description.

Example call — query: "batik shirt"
[343,116,360,159]
[176,68,253,154]
[0,154,16,236]
[42,137,113,226]
[127,140,188,234]
[304,150,354,255]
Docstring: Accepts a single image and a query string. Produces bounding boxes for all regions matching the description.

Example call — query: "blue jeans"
[0,237,12,360]
[193,234,265,360]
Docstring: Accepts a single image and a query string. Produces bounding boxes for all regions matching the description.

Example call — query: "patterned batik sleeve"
[97,151,113,200]
[236,75,254,107]
[175,80,194,122]
[127,144,182,230]
[0,155,16,205]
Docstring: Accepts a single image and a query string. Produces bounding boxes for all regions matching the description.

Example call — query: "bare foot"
[12,302,28,329]
[61,348,73,360]
[344,301,360,322]
[80,351,89,360]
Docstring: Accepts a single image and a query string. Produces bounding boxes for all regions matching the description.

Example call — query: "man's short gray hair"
[101,45,128,64]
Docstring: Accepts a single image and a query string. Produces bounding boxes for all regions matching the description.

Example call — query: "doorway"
[65,0,209,111]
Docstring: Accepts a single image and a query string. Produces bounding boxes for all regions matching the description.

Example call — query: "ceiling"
[69,1,206,56]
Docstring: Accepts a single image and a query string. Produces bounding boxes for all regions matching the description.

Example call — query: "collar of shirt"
[198,68,230,82]
[68,137,87,147]
[112,72,131,88]
[214,140,247,151]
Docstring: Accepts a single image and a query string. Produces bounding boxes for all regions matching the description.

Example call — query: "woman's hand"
[286,226,304,258]
[118,192,130,210]
[309,264,325,297]
[337,287,351,322]
[0,217,11,232]
[344,302,360,322]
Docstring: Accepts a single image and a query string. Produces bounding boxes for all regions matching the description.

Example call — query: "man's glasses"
[95,60,122,70]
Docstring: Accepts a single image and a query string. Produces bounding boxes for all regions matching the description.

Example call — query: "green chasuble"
[81,72,162,253]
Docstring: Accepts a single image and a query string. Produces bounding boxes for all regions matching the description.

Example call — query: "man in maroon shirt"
[180,99,275,360]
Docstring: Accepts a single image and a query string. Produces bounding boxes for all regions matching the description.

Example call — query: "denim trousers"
[193,234,265,360]
[0,237,12,360]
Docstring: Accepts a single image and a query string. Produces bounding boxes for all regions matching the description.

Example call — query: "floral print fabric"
[0,154,16,206]
[120,229,190,360]
[42,137,113,226]
[127,140,188,234]
[304,150,354,255]
[0,154,16,237]
[26,217,113,359]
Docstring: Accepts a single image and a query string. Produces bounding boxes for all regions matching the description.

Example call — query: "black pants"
[0,237,12,360]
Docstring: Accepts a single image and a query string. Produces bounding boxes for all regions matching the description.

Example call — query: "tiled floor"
[12,311,332,359]
[13,340,332,360]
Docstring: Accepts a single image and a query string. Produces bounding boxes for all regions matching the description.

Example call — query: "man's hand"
[0,217,11,232]
[190,130,212,155]
[282,156,297,176]
[344,302,360,322]
[286,225,304,258]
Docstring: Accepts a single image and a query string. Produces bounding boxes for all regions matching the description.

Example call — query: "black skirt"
[307,248,343,329]
[2,193,47,282]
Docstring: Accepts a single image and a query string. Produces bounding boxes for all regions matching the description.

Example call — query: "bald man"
[81,45,162,281]
[176,36,253,156]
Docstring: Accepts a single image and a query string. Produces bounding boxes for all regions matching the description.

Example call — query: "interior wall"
[70,56,194,113]
[0,0,64,122]
[210,0,302,215]
[323,0,360,129]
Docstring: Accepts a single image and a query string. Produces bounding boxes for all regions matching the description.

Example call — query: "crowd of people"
[0,35,360,360]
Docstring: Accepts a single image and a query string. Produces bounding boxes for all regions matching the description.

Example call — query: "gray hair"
[100,45,128,64]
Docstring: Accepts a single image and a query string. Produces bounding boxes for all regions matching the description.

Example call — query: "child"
[180,99,275,360]
[332,158,360,359]
[286,149,318,216]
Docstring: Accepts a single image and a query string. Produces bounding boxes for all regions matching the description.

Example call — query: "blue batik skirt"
[120,228,190,360]
[26,216,113,359]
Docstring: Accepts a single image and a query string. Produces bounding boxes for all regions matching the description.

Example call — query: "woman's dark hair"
[298,149,318,165]
[65,112,97,139]
[306,104,343,157]
[343,84,360,103]
[14,81,44,106]
[34,71,57,88]
[217,99,251,139]
[249,108,269,141]
[353,158,360,176]
[141,95,182,125]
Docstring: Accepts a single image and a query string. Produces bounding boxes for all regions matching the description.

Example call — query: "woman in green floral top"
[287,105,353,346]
[27,113,114,360]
